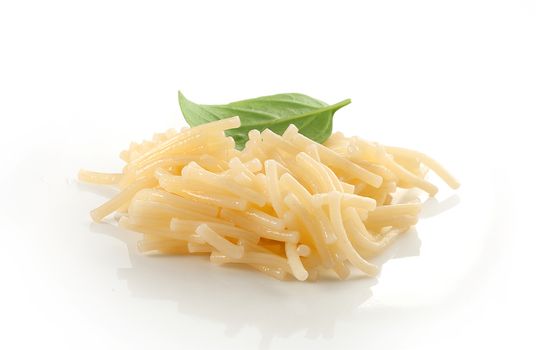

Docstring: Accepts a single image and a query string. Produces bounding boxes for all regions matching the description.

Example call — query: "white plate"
[0,115,527,350]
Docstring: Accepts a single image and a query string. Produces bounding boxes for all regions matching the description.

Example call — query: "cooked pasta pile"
[79,117,459,281]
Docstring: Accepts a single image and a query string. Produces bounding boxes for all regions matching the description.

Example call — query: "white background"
[1,1,535,349]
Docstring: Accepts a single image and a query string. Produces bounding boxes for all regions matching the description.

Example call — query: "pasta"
[80,116,459,281]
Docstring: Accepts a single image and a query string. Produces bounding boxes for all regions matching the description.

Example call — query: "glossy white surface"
[1,1,534,349]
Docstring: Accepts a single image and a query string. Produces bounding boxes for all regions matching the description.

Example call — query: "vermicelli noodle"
[80,116,459,281]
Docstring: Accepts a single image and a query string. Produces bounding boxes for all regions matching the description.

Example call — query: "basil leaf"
[178,91,351,149]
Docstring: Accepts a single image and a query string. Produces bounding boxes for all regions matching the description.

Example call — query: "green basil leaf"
[178,91,351,149]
